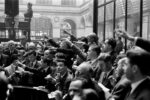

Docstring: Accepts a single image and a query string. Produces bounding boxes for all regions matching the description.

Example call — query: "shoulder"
[4,65,11,70]
[2,54,8,58]
[18,67,24,71]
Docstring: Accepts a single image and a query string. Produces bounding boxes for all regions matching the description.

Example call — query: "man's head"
[87,46,101,60]
[27,2,32,9]
[69,77,90,99]
[55,53,67,75]
[28,42,36,51]
[8,40,15,51]
[101,38,116,52]
[69,78,83,99]
[28,51,37,62]
[115,57,128,78]
[87,33,98,45]
[125,47,150,82]
[44,50,55,60]
[56,61,67,75]
[44,50,50,58]
[75,62,93,78]
[18,50,25,61]
[41,58,51,68]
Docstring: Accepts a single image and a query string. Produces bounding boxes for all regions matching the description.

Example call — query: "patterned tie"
[102,72,107,84]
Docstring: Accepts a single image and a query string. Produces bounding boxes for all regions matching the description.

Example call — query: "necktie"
[102,72,107,84]
[30,62,33,68]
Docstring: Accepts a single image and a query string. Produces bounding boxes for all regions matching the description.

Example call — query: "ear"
[132,65,138,73]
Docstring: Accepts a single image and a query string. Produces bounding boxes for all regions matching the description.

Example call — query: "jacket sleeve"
[136,37,150,53]
[71,44,87,61]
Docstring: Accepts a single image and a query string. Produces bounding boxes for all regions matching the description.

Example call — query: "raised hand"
[115,29,135,41]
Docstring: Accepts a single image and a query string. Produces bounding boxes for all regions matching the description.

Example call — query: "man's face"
[115,59,125,78]
[75,67,83,78]
[13,60,18,66]
[28,54,36,62]
[9,43,15,50]
[101,40,111,52]
[69,80,83,99]
[56,62,67,74]
[125,58,134,81]
[87,46,96,60]
[44,50,50,58]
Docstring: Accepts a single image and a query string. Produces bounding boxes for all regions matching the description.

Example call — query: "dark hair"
[82,89,99,100]
[55,53,67,66]
[47,39,60,48]
[42,58,51,66]
[106,38,116,50]
[127,48,150,75]
[79,37,88,44]
[87,34,98,44]
[91,46,101,56]
[71,77,90,89]
[82,44,89,53]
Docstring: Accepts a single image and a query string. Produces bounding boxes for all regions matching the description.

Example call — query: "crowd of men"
[0,29,150,100]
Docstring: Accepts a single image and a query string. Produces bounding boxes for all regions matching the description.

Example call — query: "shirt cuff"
[134,37,138,46]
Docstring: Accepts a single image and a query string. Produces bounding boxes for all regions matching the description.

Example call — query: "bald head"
[28,42,36,50]
[75,62,93,78]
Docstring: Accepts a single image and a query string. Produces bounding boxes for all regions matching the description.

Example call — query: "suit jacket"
[4,64,24,85]
[136,37,150,53]
[23,60,42,86]
[0,54,9,67]
[90,59,102,82]
[125,77,150,100]
[101,69,114,91]
[55,70,73,95]
[110,76,131,100]
[3,49,18,66]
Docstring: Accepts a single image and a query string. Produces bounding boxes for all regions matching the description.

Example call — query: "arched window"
[60,22,72,38]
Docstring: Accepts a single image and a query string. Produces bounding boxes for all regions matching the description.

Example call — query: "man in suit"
[27,51,41,69]
[86,45,102,81]
[124,47,150,100]
[4,55,24,85]
[0,44,9,67]
[101,38,117,64]
[108,57,131,100]
[75,62,105,100]
[4,40,18,66]
[98,53,114,91]
[54,53,73,95]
